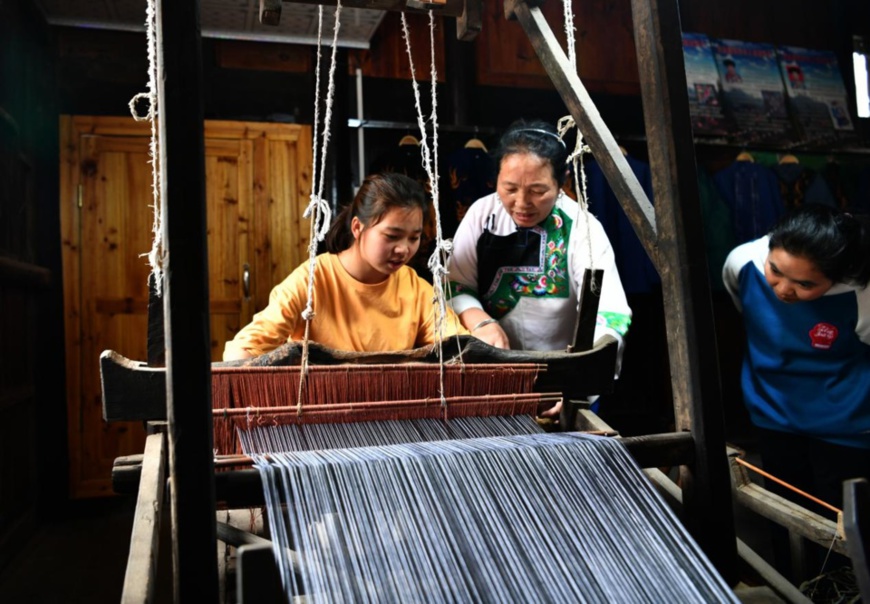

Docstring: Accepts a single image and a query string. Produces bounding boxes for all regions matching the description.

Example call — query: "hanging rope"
[400,11,462,406]
[129,0,164,296]
[296,2,341,415]
[558,0,597,295]
[557,115,596,286]
[562,0,578,70]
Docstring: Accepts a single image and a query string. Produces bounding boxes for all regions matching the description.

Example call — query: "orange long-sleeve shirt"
[223,253,467,358]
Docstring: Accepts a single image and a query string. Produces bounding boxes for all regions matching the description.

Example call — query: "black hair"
[491,119,569,188]
[768,204,870,287]
[324,172,428,253]
[723,59,736,67]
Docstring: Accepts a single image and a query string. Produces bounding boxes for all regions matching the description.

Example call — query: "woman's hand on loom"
[472,320,510,349]
[537,399,562,419]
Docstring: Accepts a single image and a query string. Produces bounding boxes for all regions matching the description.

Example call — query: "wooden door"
[60,116,312,498]
[205,137,255,358]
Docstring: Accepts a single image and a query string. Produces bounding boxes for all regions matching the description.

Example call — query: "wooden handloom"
[101,0,865,602]
[114,1,710,601]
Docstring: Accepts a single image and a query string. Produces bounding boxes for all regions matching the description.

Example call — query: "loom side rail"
[728,450,847,557]
[112,431,696,505]
[581,413,834,603]
[122,431,166,604]
[844,478,870,601]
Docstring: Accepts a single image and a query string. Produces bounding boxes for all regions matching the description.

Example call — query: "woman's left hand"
[537,399,562,419]
[473,321,511,349]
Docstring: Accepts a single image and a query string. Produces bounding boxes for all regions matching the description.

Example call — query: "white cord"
[129,0,164,296]
[562,0,577,71]
[302,2,342,324]
[400,11,461,402]
[558,113,597,295]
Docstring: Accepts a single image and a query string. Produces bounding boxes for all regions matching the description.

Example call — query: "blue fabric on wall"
[713,161,784,244]
[697,166,737,291]
[440,147,496,239]
[584,155,660,294]
[770,163,837,210]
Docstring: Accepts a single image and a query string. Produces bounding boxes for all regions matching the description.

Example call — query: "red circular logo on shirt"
[808,323,838,350]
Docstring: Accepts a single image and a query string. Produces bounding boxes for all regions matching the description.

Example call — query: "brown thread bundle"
[210,364,547,454]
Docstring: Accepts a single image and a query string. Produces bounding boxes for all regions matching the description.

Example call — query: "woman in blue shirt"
[723,204,870,574]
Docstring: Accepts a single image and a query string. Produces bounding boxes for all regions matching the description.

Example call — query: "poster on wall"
[712,38,797,145]
[682,33,731,136]
[776,45,860,146]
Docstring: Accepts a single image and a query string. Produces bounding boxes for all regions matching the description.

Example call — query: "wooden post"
[154,1,219,601]
[629,0,737,581]
[147,273,165,367]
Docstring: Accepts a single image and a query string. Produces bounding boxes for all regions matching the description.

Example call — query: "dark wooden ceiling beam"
[274,0,468,18]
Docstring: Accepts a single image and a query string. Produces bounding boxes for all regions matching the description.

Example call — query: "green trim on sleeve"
[599,312,631,337]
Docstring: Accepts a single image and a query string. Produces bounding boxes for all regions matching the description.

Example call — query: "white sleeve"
[570,212,632,335]
[722,237,766,313]
[568,211,632,378]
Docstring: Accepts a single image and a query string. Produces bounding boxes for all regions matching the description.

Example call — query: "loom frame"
[129,0,721,600]
[114,0,835,601]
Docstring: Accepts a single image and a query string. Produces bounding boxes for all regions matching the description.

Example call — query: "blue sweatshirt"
[723,236,870,448]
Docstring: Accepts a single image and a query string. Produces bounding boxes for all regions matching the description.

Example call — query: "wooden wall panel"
[679,0,870,90]
[475,0,639,94]
[214,39,313,73]
[56,28,147,86]
[573,0,639,94]
[350,11,446,81]
[475,0,554,88]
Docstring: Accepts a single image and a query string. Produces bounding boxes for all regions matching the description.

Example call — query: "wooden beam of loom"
[101,335,618,423]
[121,431,166,604]
[211,392,557,455]
[133,0,735,596]
[111,431,697,506]
[729,450,847,557]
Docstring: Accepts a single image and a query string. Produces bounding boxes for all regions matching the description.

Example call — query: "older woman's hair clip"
[517,128,567,147]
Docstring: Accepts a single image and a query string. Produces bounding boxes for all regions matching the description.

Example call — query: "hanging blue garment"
[770,163,837,210]
[713,161,785,244]
[584,155,660,295]
[697,166,737,291]
[440,146,496,239]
